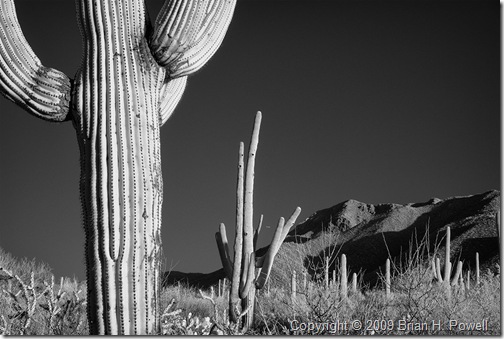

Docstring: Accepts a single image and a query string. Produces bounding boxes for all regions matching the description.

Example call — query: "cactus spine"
[216,111,301,331]
[0,0,236,334]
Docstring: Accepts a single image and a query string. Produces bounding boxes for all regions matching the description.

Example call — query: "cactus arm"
[215,223,233,280]
[253,214,263,250]
[254,217,285,289]
[149,0,237,78]
[239,252,255,299]
[255,207,301,289]
[0,0,71,121]
[159,76,187,126]
[256,207,301,289]
[280,207,302,241]
[451,260,463,286]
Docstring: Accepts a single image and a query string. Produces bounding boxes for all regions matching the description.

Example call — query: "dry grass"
[0,228,500,336]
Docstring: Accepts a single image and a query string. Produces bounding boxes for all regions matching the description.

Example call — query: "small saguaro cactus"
[432,226,452,285]
[351,272,358,294]
[291,270,297,301]
[340,254,348,300]
[215,111,301,331]
[385,258,391,298]
[496,211,500,239]
[431,226,460,301]
[476,252,480,286]
[0,0,236,334]
[324,257,330,289]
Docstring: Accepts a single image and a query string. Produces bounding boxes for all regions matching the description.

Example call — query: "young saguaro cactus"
[432,226,452,287]
[340,254,348,300]
[0,0,236,335]
[216,111,301,331]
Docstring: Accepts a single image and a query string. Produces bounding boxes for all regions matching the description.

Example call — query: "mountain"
[163,190,500,289]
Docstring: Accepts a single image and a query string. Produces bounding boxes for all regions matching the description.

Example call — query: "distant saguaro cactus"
[291,270,297,301]
[0,0,236,334]
[351,272,358,294]
[216,111,301,331]
[432,226,459,301]
[385,258,391,298]
[340,254,348,300]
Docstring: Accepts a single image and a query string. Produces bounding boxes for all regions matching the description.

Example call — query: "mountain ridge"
[163,190,500,288]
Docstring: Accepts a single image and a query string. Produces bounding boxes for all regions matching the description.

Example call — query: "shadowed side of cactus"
[0,0,236,334]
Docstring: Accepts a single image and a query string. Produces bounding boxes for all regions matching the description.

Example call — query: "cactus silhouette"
[0,0,236,334]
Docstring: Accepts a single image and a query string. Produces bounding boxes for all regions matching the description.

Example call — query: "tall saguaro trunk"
[0,0,236,334]
[73,1,167,334]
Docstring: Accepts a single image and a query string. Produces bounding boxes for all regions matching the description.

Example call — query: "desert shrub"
[160,283,223,320]
[0,247,88,335]
[0,223,500,336]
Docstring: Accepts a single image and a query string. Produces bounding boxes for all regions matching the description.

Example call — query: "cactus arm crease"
[149,0,236,78]
[158,75,187,126]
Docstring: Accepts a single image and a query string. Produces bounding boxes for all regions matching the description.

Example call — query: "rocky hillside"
[163,190,500,288]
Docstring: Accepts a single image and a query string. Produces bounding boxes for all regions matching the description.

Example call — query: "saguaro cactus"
[340,254,348,300]
[0,0,236,334]
[385,258,391,298]
[324,256,330,289]
[216,111,301,331]
[432,226,455,301]
[351,272,358,294]
[291,270,297,301]
[476,252,480,286]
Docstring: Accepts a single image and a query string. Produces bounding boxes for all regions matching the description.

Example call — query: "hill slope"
[163,190,500,288]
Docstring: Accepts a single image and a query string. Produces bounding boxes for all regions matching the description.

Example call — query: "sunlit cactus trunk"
[0,0,236,334]
[72,2,167,334]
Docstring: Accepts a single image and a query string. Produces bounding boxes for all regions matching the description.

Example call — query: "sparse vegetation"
[2,218,500,336]
[0,247,87,335]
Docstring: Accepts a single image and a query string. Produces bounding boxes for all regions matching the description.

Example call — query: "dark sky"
[0,0,499,281]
